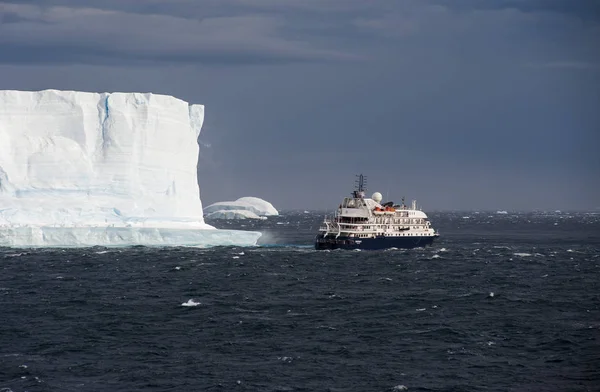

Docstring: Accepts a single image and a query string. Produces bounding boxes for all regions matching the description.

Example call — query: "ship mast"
[352,174,367,199]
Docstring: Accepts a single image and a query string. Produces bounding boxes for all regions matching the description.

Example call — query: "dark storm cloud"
[352,1,600,69]
[432,0,600,21]
[0,2,356,65]
[2,1,597,67]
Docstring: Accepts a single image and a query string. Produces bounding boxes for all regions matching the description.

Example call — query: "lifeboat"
[384,206,395,215]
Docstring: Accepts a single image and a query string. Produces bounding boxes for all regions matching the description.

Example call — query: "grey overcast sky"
[0,0,599,211]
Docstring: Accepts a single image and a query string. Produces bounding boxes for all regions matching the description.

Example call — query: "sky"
[0,0,599,211]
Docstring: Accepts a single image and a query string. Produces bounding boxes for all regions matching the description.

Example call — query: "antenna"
[355,174,366,192]
[353,174,367,198]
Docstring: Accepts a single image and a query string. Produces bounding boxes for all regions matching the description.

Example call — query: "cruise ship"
[315,175,439,250]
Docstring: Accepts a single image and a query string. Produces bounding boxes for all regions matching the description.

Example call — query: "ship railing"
[320,221,341,236]
[319,225,341,231]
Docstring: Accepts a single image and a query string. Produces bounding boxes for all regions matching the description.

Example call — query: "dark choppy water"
[1,211,599,391]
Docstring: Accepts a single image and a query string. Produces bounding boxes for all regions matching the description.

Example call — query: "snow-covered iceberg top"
[0,89,261,247]
[204,197,278,217]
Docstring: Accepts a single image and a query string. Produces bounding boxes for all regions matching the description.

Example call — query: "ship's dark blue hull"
[314,234,438,250]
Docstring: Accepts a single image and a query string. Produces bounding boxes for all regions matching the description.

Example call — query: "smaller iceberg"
[204,197,278,219]
[205,209,267,220]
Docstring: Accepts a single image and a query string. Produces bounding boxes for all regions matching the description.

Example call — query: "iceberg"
[0,89,261,247]
[204,197,278,217]
[205,209,267,220]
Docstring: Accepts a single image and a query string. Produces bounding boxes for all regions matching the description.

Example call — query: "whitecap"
[392,385,408,391]
[174,266,181,270]
[181,299,200,307]
[317,325,337,330]
[416,308,426,312]
[513,253,532,257]
[431,254,441,259]
[232,256,240,259]
[439,248,448,252]
[95,251,109,254]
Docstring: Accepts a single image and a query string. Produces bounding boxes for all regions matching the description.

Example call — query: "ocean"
[1,211,599,391]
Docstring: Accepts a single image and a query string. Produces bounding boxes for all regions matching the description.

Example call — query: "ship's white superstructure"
[315,175,439,250]
[319,198,437,239]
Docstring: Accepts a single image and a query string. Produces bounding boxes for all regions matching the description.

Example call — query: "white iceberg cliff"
[204,197,278,219]
[0,89,261,247]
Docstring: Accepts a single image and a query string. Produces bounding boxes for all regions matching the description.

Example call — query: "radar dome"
[372,192,382,203]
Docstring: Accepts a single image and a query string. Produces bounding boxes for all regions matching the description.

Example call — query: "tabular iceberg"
[0,89,261,247]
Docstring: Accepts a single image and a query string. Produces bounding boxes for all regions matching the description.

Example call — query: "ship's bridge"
[406,210,428,219]
[339,197,371,218]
